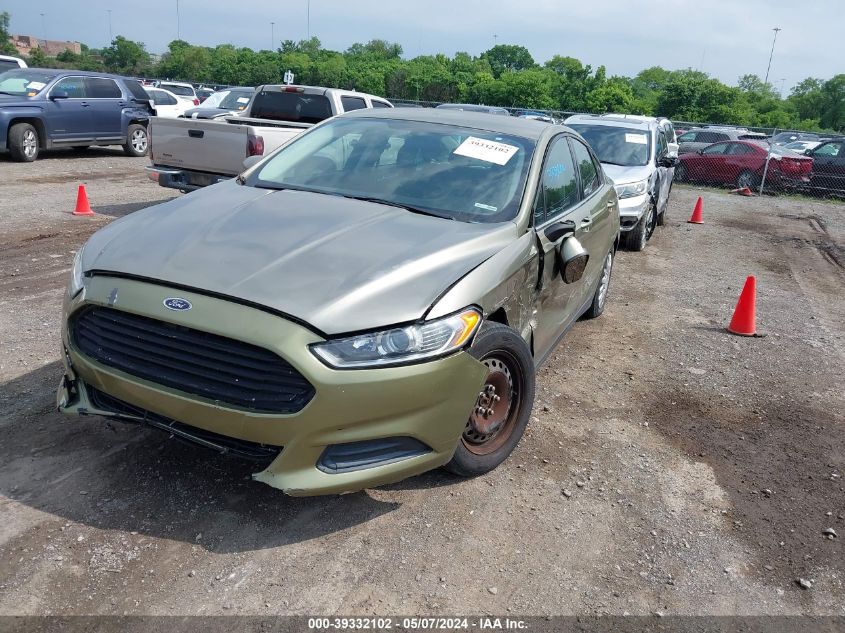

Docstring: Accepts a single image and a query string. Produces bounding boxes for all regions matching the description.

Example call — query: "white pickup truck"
[146,85,393,191]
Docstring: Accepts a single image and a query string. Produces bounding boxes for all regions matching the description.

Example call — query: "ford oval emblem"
[163,297,192,311]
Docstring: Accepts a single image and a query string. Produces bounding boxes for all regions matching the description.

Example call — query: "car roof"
[25,68,134,80]
[342,107,555,140]
[566,114,653,130]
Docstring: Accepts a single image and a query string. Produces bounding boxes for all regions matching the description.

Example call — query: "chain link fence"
[388,99,845,199]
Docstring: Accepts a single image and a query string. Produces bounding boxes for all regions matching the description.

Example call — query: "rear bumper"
[145,165,231,192]
[58,275,488,495]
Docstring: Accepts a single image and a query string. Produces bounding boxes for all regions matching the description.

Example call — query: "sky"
[4,0,843,94]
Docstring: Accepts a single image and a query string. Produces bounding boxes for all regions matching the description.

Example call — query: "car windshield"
[567,124,652,167]
[217,90,252,110]
[248,116,535,223]
[162,84,194,96]
[0,69,58,96]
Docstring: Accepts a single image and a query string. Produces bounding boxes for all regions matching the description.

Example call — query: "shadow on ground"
[0,362,400,557]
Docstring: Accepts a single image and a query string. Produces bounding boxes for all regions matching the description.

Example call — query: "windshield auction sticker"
[454,137,519,165]
[625,133,648,144]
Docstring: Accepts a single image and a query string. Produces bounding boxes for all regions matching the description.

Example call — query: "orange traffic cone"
[73,184,94,216]
[687,196,704,224]
[727,275,757,336]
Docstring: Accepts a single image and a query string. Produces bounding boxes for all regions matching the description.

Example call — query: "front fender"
[426,230,538,346]
[1,105,46,146]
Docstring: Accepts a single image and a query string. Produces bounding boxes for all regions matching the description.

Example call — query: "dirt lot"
[0,148,843,617]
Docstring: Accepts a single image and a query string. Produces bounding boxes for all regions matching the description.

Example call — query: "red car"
[675,140,812,190]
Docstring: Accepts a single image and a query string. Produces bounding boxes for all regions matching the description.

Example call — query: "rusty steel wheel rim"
[462,352,523,455]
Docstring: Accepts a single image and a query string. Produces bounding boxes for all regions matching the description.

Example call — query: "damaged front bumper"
[58,275,489,496]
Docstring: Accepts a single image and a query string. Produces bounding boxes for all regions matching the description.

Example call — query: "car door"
[692,142,731,183]
[654,129,672,212]
[45,75,95,143]
[569,136,615,303]
[810,141,844,191]
[531,134,595,358]
[84,77,125,140]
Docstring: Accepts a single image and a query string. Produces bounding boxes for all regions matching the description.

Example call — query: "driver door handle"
[581,217,593,226]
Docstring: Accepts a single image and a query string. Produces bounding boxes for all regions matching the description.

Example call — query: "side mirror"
[667,142,679,156]
[659,155,679,168]
[242,155,263,170]
[50,90,69,100]
[559,236,589,284]
[544,219,576,242]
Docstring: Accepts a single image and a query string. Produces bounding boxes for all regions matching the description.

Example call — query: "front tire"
[444,322,535,478]
[123,124,148,157]
[624,202,656,251]
[736,170,759,190]
[583,250,613,319]
[9,122,39,162]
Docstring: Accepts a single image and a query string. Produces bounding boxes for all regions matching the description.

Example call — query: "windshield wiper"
[341,195,447,219]
[600,160,630,166]
[0,91,16,96]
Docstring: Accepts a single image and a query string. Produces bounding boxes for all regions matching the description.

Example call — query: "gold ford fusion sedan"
[57,108,620,495]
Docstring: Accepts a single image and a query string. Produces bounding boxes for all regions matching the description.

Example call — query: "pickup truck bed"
[147,84,393,192]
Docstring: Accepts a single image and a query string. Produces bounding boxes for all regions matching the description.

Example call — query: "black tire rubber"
[582,249,614,320]
[624,202,655,252]
[8,122,39,162]
[444,322,535,478]
[123,123,149,157]
[72,145,90,150]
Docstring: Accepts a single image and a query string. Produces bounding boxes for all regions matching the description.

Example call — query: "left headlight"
[310,307,482,369]
[614,179,648,199]
[68,247,85,297]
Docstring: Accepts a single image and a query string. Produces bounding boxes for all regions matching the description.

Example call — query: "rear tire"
[624,202,656,252]
[444,322,535,478]
[8,122,39,162]
[123,124,148,157]
[583,250,613,319]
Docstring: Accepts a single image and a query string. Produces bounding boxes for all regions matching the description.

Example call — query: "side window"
[570,138,601,198]
[85,77,122,99]
[124,79,149,101]
[51,76,86,98]
[702,142,730,155]
[656,131,668,158]
[814,142,841,157]
[678,132,697,142]
[534,135,578,225]
[727,143,753,155]
[340,96,367,112]
[371,100,392,109]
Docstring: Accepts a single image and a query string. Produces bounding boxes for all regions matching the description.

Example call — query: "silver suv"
[565,114,678,251]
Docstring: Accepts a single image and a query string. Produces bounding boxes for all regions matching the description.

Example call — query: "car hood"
[83,181,516,335]
[602,164,653,186]
[0,95,38,108]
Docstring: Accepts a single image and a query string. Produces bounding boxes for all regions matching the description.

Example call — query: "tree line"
[2,11,843,132]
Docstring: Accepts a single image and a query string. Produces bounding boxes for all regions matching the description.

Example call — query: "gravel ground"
[0,149,843,617]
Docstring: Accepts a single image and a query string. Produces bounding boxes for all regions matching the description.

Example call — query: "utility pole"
[176,0,181,40]
[307,0,311,39]
[107,10,113,43]
[493,34,498,47]
[764,27,781,85]
[271,22,275,49]
[39,13,46,41]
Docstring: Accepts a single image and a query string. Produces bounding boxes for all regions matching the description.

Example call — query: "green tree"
[0,11,16,55]
[102,36,150,74]
[586,79,637,113]
[27,46,48,67]
[482,44,535,78]
[819,75,845,131]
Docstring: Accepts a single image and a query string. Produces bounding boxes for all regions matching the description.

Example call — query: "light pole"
[271,21,275,49]
[779,78,786,98]
[107,10,113,43]
[764,27,781,86]
[307,0,311,39]
[493,34,498,47]
[176,0,181,40]
[39,13,46,41]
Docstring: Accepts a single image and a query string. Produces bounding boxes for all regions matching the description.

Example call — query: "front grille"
[72,306,314,413]
[88,386,281,462]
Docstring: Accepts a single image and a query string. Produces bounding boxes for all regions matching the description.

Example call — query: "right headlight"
[310,307,482,369]
[613,179,648,199]
[68,247,85,297]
